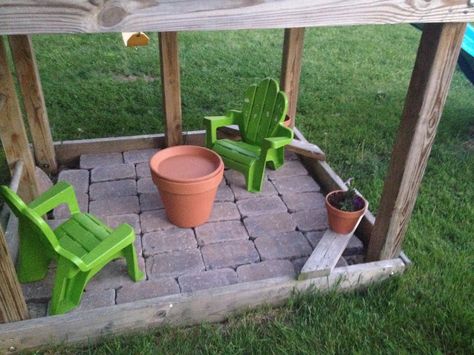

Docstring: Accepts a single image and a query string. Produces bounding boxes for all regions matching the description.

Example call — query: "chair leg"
[267,148,285,170]
[123,243,145,281]
[246,162,266,193]
[17,227,51,283]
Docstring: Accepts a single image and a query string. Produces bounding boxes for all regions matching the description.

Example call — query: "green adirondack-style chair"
[0,181,144,315]
[204,78,293,192]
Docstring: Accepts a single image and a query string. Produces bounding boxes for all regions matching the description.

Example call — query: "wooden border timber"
[159,32,183,147]
[280,28,305,128]
[0,258,406,353]
[8,35,57,174]
[0,1,473,35]
[367,22,467,261]
[0,37,39,203]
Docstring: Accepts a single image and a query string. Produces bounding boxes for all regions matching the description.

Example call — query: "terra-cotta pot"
[283,114,293,128]
[149,145,224,228]
[325,190,367,234]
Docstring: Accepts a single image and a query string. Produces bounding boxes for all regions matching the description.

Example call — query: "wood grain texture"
[367,23,467,261]
[0,37,39,202]
[0,224,29,324]
[0,258,405,352]
[8,35,57,174]
[280,28,305,128]
[0,1,473,35]
[159,32,182,147]
[299,230,352,280]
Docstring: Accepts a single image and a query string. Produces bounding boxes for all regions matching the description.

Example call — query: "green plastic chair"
[204,78,294,192]
[0,181,144,315]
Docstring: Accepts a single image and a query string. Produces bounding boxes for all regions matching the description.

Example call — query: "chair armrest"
[81,224,134,270]
[203,110,242,147]
[262,124,294,150]
[28,181,80,216]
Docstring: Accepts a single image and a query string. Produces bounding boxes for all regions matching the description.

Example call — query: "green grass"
[1,25,473,354]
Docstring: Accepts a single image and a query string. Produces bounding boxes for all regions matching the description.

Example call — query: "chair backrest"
[240,78,288,145]
[0,186,60,252]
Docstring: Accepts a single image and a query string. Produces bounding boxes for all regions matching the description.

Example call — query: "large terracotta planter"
[325,190,367,234]
[149,146,224,228]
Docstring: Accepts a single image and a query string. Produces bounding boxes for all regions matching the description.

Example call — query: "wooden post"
[367,23,467,261]
[280,28,305,128]
[8,35,57,174]
[0,224,29,323]
[0,37,39,202]
[159,32,182,146]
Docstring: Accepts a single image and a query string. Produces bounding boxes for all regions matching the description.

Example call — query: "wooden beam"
[280,28,305,128]
[8,35,57,174]
[0,224,29,324]
[0,37,39,202]
[121,32,149,47]
[0,1,473,35]
[0,258,405,352]
[159,32,182,147]
[367,23,467,261]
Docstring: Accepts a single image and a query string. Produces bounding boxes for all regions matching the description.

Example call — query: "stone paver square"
[291,208,328,232]
[237,196,287,218]
[207,202,240,223]
[137,178,157,194]
[142,228,197,257]
[305,230,325,248]
[343,235,364,256]
[116,278,180,304]
[89,179,136,200]
[146,249,204,278]
[215,185,234,202]
[91,164,135,183]
[80,153,123,169]
[272,175,321,194]
[281,192,326,213]
[58,169,89,194]
[243,212,296,238]
[136,162,151,178]
[89,196,139,217]
[139,193,164,211]
[195,220,249,246]
[201,240,259,269]
[123,149,158,164]
[178,268,238,293]
[53,193,88,219]
[86,257,145,291]
[105,214,141,235]
[255,231,312,261]
[140,209,176,233]
[237,259,295,282]
[225,169,276,200]
[72,289,115,313]
[267,160,308,180]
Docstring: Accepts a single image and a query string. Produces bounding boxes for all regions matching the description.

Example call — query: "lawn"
[1,25,473,353]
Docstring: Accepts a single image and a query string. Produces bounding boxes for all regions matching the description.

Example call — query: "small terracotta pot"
[325,190,367,234]
[149,146,224,228]
[283,115,293,128]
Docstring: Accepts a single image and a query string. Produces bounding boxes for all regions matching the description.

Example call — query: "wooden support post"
[0,37,39,202]
[159,32,182,146]
[8,35,57,174]
[367,23,467,261]
[0,224,29,324]
[280,28,305,128]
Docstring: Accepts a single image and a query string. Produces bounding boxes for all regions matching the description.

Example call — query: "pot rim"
[325,189,367,215]
[150,145,224,184]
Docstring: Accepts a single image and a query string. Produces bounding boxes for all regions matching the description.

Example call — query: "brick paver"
[116,278,180,304]
[137,178,157,194]
[139,193,164,211]
[22,269,54,302]
[237,196,287,218]
[255,231,312,260]
[123,149,158,164]
[243,212,296,238]
[281,192,326,213]
[142,228,196,257]
[195,220,249,246]
[267,160,308,180]
[27,302,48,319]
[305,230,325,248]
[237,259,295,283]
[89,179,137,200]
[201,240,259,269]
[207,202,240,223]
[80,153,123,169]
[291,208,328,232]
[86,257,145,291]
[140,209,176,233]
[343,235,364,256]
[58,169,89,194]
[272,175,321,194]
[72,289,115,312]
[91,164,135,182]
[146,249,205,278]
[105,214,141,235]
[136,162,151,178]
[215,185,234,202]
[178,268,238,293]
[89,196,139,217]
[35,167,53,194]
[53,193,88,219]
[225,169,276,200]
